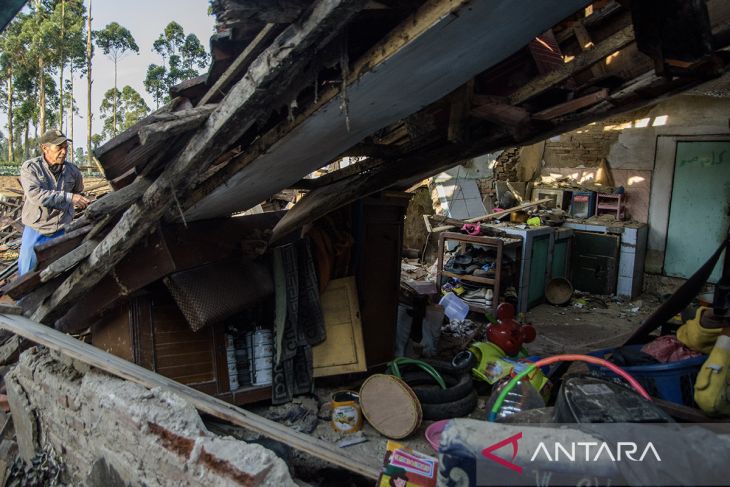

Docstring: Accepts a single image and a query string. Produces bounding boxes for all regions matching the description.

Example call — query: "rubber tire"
[395,357,473,377]
[400,370,474,405]
[420,389,478,420]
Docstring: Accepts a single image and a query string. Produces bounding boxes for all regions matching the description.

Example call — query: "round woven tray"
[359,374,422,439]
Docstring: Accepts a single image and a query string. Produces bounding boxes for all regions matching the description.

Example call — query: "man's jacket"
[20,156,84,235]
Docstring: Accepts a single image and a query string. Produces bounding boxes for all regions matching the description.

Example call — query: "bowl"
[425,419,450,451]
[545,277,573,305]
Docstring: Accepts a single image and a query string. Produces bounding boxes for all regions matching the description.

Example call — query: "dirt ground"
[526,293,660,356]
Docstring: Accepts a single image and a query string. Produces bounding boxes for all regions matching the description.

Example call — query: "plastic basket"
[586,345,706,406]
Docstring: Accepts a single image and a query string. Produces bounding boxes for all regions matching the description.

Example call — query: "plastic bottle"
[485,378,545,421]
[439,292,470,321]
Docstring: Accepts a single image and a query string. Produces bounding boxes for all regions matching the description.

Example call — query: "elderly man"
[17,129,90,275]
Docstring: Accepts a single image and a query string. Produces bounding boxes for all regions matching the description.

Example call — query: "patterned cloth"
[271,239,326,404]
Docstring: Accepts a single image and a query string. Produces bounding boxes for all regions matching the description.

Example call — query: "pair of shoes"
[462,287,486,305]
[485,288,494,308]
[694,334,730,416]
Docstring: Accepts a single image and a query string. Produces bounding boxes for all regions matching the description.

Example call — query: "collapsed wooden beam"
[30,0,370,324]
[137,104,217,146]
[186,0,591,220]
[271,127,513,241]
[0,313,380,480]
[532,88,609,120]
[198,24,279,105]
[510,24,635,104]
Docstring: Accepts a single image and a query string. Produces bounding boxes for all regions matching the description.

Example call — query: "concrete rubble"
[5,347,296,487]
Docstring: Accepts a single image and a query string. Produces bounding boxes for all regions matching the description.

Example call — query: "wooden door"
[312,277,367,377]
[665,141,730,283]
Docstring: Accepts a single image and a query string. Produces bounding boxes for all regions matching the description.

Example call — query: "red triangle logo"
[481,432,523,474]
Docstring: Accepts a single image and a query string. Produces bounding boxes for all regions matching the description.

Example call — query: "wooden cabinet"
[92,284,271,405]
[354,192,411,367]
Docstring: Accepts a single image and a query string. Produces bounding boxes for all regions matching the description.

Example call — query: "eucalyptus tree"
[95,21,138,136]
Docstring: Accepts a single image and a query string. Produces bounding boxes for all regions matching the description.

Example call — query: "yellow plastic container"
[331,391,363,434]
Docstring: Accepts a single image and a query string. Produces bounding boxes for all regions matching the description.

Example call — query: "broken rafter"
[198,24,279,105]
[470,95,532,127]
[137,104,217,146]
[289,157,386,190]
[532,88,609,120]
[271,126,514,241]
[510,24,635,105]
[85,177,152,221]
[31,0,370,324]
[0,314,380,479]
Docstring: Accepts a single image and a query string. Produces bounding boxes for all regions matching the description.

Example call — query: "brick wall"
[6,348,295,487]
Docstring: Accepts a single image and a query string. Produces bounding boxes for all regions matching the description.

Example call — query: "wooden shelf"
[441,270,495,285]
[436,232,522,317]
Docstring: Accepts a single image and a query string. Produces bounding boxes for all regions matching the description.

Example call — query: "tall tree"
[86,0,92,167]
[95,22,138,137]
[49,0,86,133]
[99,85,149,139]
[145,22,208,105]
[143,64,166,109]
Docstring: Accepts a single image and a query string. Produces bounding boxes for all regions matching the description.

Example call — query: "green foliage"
[90,133,104,150]
[95,21,139,63]
[145,21,208,106]
[143,64,166,109]
[99,85,149,139]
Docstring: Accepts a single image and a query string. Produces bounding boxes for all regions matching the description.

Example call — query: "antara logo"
[481,433,662,474]
[481,432,523,474]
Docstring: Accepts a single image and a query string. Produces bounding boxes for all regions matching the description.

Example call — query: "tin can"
[331,391,363,434]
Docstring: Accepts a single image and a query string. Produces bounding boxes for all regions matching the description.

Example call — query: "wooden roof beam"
[30,0,370,325]
[510,24,635,105]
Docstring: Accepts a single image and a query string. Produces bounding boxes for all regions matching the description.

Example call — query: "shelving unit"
[436,232,522,313]
[594,193,625,220]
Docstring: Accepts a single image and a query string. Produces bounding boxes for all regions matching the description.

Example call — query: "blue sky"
[4,0,216,155]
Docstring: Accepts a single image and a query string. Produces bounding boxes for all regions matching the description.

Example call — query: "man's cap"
[39,129,71,146]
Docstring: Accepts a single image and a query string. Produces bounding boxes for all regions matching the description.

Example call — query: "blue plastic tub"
[586,345,707,406]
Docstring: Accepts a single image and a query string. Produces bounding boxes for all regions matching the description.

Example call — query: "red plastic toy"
[486,303,536,356]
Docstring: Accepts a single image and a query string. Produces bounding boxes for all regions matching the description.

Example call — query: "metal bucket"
[331,391,363,434]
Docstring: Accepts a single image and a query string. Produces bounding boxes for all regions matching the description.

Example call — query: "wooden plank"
[2,271,41,300]
[39,240,96,283]
[312,277,367,377]
[510,24,635,104]
[290,157,386,190]
[31,0,369,325]
[429,198,553,232]
[532,88,609,120]
[470,97,532,127]
[84,178,153,222]
[0,313,381,480]
[198,24,278,105]
[137,105,216,146]
[573,22,607,78]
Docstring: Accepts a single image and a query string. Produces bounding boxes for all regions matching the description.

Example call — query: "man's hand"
[72,193,91,210]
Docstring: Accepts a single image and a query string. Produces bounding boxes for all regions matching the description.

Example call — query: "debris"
[336,431,368,448]
[263,396,321,434]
